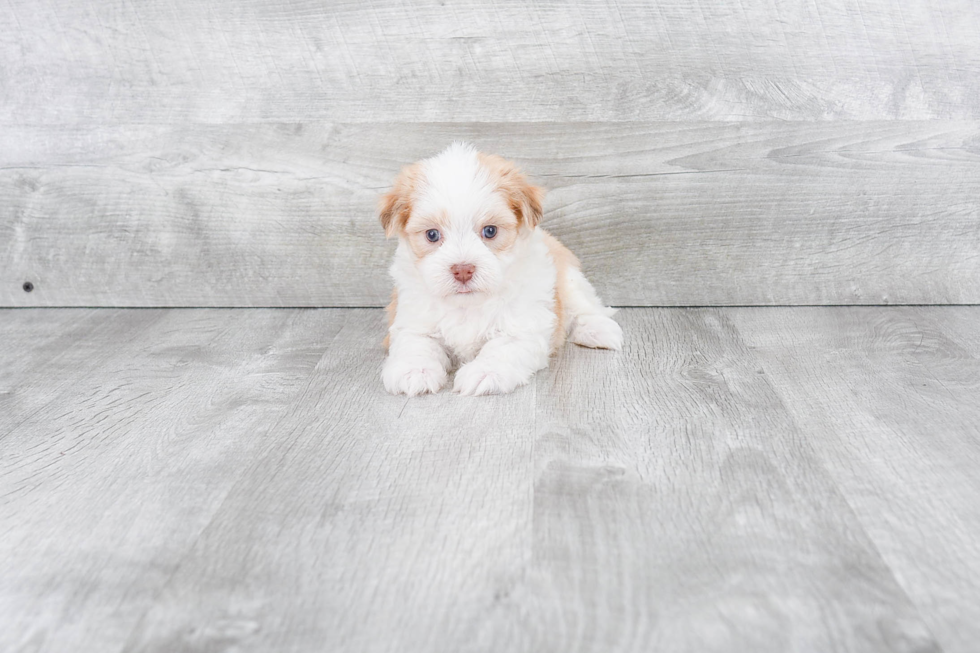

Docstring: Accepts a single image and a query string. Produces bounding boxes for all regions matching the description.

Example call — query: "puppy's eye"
[482,225,497,239]
[425,229,441,243]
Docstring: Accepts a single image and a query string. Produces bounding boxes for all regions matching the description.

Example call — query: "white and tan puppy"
[379,142,622,396]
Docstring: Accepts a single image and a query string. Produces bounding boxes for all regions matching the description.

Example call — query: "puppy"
[379,142,622,396]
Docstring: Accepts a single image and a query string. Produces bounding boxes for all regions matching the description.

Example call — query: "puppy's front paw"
[382,357,447,396]
[453,360,527,396]
[570,314,623,350]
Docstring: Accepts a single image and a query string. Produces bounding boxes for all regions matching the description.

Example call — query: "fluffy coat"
[379,143,622,396]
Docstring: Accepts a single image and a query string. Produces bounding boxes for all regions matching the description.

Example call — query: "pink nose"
[451,263,476,283]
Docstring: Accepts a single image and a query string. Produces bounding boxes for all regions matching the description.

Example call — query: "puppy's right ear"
[378,163,421,238]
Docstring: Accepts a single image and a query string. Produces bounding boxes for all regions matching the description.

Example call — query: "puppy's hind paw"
[382,359,447,396]
[570,314,623,350]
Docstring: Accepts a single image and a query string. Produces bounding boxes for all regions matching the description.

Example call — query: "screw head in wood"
[22,281,34,293]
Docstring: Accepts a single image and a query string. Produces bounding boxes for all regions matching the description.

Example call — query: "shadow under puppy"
[379,142,622,396]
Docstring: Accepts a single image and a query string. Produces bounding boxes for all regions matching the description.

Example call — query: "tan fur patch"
[378,162,423,238]
[382,288,398,349]
[479,212,519,256]
[477,153,544,229]
[541,229,581,354]
[404,210,452,259]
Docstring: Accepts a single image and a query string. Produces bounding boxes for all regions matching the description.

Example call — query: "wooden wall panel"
[3,122,978,307]
[1,0,978,124]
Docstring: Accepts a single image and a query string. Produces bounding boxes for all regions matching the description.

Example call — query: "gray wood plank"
[522,309,939,652]
[922,307,980,351]
[3,122,979,307]
[730,307,980,653]
[5,307,979,652]
[0,308,338,653]
[0,310,170,435]
[0,308,100,380]
[122,310,537,653]
[1,0,978,123]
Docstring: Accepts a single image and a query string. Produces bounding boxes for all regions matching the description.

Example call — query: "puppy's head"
[379,142,544,298]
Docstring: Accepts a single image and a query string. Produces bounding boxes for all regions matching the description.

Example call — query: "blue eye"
[425,229,440,243]
[482,225,497,239]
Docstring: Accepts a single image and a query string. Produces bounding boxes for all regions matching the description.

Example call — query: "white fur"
[382,143,621,396]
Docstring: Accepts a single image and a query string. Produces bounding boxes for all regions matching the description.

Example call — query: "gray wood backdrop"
[2,0,978,307]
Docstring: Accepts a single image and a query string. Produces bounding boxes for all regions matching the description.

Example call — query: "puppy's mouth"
[451,281,480,295]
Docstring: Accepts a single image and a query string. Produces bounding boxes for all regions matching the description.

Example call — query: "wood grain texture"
[731,307,980,653]
[520,309,937,652]
[1,0,978,123]
[0,308,337,653]
[122,310,537,653]
[0,308,169,455]
[0,307,103,384]
[3,122,979,307]
[7,307,977,652]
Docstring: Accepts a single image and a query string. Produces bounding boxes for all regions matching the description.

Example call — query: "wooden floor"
[1,307,978,653]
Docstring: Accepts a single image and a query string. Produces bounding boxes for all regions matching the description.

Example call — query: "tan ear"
[511,179,544,229]
[378,163,421,238]
[478,153,545,229]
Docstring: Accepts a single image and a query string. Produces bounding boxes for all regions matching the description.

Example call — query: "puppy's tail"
[543,231,623,351]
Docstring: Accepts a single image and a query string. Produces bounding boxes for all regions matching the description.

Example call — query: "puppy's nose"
[451,263,476,283]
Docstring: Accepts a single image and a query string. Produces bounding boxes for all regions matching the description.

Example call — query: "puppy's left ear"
[480,153,545,229]
[511,178,545,229]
